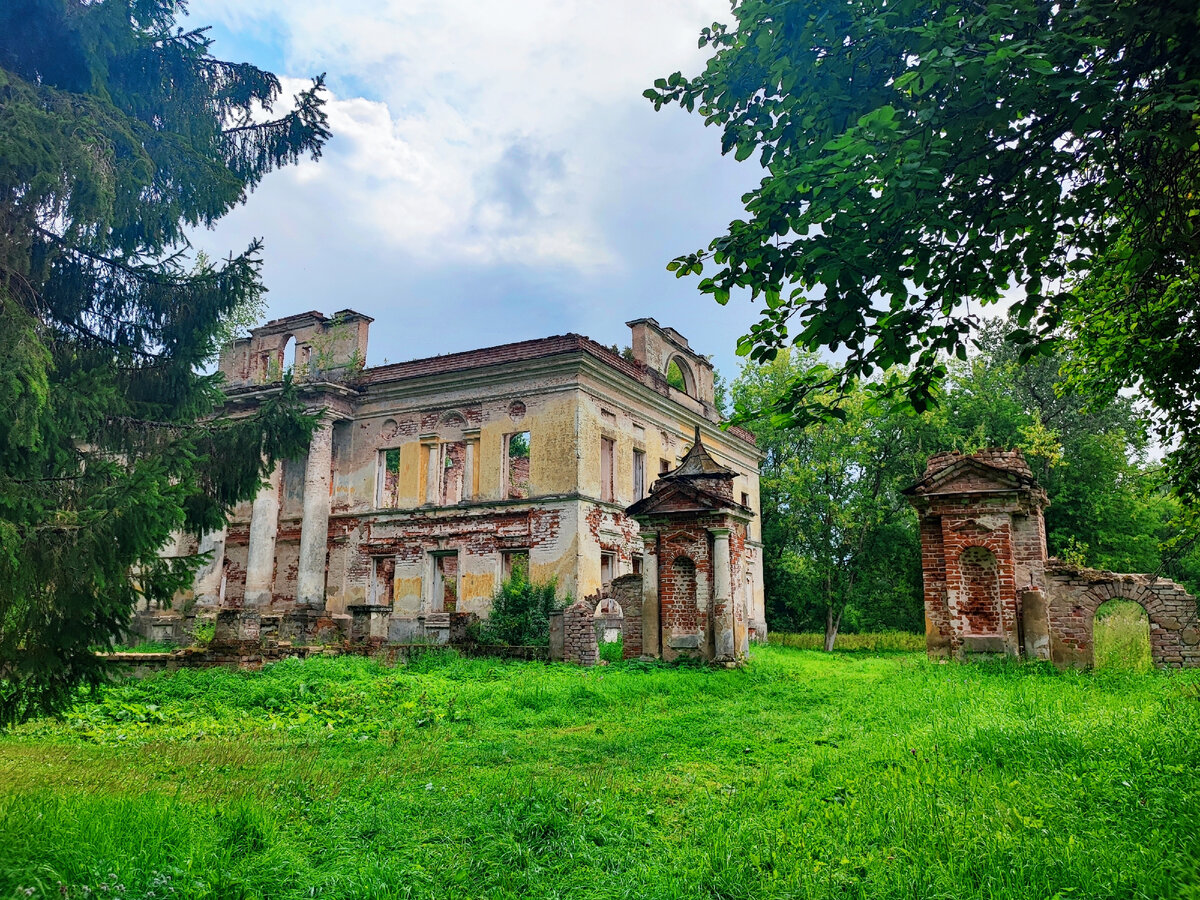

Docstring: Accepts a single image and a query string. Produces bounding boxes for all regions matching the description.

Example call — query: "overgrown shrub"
[599,635,624,664]
[478,565,565,647]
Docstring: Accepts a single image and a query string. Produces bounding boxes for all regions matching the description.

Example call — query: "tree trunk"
[824,605,843,652]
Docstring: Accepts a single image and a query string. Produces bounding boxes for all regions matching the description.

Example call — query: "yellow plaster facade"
[197,312,766,642]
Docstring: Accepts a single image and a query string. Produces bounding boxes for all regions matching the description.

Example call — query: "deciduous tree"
[648,0,1200,502]
[732,351,925,647]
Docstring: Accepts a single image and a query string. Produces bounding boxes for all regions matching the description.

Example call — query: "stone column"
[193,527,227,609]
[1021,589,1051,661]
[297,415,334,609]
[464,440,475,500]
[243,464,282,607]
[640,531,660,658]
[425,444,439,504]
[711,527,735,661]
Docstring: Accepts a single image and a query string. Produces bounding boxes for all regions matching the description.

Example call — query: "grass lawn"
[2,644,1199,899]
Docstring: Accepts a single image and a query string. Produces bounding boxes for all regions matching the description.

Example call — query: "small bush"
[191,620,215,645]
[599,635,623,664]
[479,564,564,647]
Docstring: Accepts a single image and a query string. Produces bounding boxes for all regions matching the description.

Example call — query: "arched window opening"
[666,357,695,396]
[1093,599,1152,671]
[282,335,296,376]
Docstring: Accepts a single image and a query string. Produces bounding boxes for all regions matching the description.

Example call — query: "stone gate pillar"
[626,427,754,665]
[904,449,1048,660]
[640,531,660,658]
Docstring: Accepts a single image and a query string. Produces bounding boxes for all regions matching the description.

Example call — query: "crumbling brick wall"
[909,448,1200,668]
[562,600,598,666]
[610,573,643,659]
[1045,565,1200,668]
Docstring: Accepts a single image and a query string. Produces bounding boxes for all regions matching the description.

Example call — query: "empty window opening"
[594,597,624,647]
[378,448,401,508]
[660,457,671,475]
[666,357,695,396]
[601,437,615,502]
[440,441,466,505]
[372,556,396,607]
[633,449,646,500]
[502,549,530,582]
[505,432,531,499]
[433,552,459,613]
[600,551,617,586]
[282,335,296,375]
[1093,599,1152,672]
[632,555,643,576]
[741,492,750,507]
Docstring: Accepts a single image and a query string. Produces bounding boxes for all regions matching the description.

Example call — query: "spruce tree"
[0,0,330,724]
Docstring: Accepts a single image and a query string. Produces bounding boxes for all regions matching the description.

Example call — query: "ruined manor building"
[171,310,767,646]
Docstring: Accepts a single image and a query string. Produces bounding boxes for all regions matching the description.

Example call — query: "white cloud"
[190,0,730,269]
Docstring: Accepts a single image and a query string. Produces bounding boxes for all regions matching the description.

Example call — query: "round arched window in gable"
[666,356,696,396]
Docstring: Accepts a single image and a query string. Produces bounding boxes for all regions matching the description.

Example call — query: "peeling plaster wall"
[198,314,765,636]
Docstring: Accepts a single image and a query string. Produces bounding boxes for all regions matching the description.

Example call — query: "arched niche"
[438,411,468,441]
[957,545,1001,636]
[672,555,698,605]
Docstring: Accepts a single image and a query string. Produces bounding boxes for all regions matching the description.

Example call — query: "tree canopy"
[733,321,1199,645]
[648,0,1200,503]
[0,0,329,724]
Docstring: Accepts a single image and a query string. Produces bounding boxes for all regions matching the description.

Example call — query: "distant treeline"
[731,319,1200,644]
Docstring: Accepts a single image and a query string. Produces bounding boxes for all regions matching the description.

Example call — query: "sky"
[184,0,766,378]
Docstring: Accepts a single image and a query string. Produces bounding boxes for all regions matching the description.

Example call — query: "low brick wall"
[1046,565,1200,668]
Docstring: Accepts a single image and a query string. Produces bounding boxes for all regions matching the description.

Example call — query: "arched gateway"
[905,449,1200,668]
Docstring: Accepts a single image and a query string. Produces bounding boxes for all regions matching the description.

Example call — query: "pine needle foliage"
[0,0,331,725]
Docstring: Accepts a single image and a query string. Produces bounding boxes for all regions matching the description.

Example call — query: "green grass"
[769,630,926,652]
[2,646,1199,899]
[1095,600,1154,672]
[598,635,623,664]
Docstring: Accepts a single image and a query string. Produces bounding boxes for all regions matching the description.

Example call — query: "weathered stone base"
[129,610,185,645]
